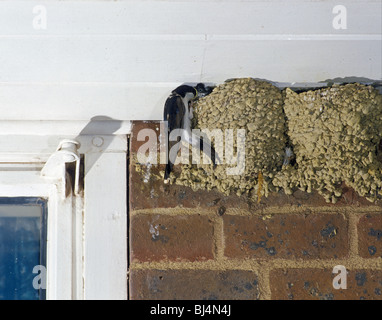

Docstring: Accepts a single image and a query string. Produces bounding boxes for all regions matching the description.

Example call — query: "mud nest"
[175,78,287,201]
[273,83,382,203]
[166,79,382,203]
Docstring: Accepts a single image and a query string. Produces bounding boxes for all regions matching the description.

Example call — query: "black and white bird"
[194,82,214,98]
[163,84,217,183]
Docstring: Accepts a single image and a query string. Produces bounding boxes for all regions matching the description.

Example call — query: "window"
[0,130,128,300]
[0,197,47,300]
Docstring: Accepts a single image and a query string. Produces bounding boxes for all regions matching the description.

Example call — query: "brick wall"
[128,121,382,300]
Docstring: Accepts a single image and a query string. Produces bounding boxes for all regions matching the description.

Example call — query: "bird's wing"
[163,95,185,132]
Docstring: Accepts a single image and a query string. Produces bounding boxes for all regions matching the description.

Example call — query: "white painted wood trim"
[83,137,128,300]
[0,134,129,163]
[0,120,132,136]
[46,185,74,300]
[0,0,380,121]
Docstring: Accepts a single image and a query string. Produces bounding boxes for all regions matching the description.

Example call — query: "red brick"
[129,119,281,210]
[130,269,260,300]
[130,121,382,208]
[129,157,253,211]
[223,214,349,259]
[358,213,382,258]
[129,156,367,212]
[291,183,378,207]
[130,121,161,154]
[130,214,215,262]
[270,268,382,300]
[129,121,382,210]
[337,183,379,206]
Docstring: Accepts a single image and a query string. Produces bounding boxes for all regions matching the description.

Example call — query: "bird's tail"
[199,138,218,167]
[183,132,220,166]
[164,130,174,184]
[164,131,219,184]
[164,162,172,183]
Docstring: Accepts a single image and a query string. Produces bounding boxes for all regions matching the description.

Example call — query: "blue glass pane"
[0,198,47,300]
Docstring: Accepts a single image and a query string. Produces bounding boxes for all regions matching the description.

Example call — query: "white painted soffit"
[0,0,380,121]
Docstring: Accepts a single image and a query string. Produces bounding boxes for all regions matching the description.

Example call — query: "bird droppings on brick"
[143,162,153,183]
[131,214,215,263]
[149,223,159,239]
[148,221,170,244]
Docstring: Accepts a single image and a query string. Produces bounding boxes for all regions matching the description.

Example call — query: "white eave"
[0,0,380,126]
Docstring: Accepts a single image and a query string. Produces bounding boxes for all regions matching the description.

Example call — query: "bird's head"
[172,85,198,103]
[194,83,214,98]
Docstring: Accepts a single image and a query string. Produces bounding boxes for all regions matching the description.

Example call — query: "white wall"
[0,0,380,121]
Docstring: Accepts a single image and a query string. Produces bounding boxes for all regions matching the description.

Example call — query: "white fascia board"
[0,134,128,163]
[0,120,132,136]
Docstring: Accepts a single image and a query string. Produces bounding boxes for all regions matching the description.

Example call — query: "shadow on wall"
[75,115,123,176]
